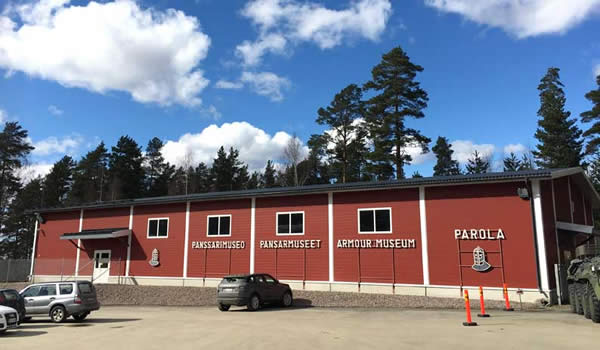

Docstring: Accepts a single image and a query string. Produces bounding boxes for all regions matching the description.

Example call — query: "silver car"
[20,281,100,323]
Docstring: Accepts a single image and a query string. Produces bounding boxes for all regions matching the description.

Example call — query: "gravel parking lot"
[1,306,598,349]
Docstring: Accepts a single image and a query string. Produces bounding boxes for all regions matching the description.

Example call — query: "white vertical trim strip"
[74,209,83,277]
[328,192,334,283]
[125,205,133,277]
[551,180,561,265]
[567,177,574,223]
[419,186,430,286]
[183,201,191,278]
[250,197,256,274]
[532,180,550,293]
[29,219,39,278]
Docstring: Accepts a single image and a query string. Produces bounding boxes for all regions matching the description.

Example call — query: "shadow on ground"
[1,330,47,338]
[228,298,314,312]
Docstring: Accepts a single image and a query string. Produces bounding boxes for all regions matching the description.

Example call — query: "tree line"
[2,45,600,258]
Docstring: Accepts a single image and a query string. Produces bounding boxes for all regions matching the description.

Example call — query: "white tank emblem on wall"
[149,248,160,267]
[472,246,491,272]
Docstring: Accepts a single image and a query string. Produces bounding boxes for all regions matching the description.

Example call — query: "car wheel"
[247,294,260,311]
[218,303,230,312]
[50,306,67,323]
[281,291,293,307]
[72,313,89,321]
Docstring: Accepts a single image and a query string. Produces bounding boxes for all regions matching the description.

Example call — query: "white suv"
[0,305,19,334]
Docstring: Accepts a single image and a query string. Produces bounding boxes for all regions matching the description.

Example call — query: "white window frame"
[206,214,232,237]
[357,208,392,234]
[276,211,305,236]
[147,217,169,239]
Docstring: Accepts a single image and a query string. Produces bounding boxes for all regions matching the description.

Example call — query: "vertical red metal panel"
[553,178,571,222]
[333,189,422,284]
[187,199,251,278]
[427,182,538,289]
[129,203,186,277]
[78,208,130,277]
[570,179,586,225]
[255,194,328,281]
[34,211,79,275]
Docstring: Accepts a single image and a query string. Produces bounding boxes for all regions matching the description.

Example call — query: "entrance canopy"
[60,228,130,240]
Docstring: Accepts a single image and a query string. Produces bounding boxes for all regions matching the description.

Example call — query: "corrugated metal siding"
[34,211,79,275]
[333,189,423,284]
[553,178,571,222]
[255,194,329,281]
[187,199,251,278]
[426,182,538,289]
[129,203,186,277]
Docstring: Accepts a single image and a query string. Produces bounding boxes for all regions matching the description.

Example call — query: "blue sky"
[1,0,600,179]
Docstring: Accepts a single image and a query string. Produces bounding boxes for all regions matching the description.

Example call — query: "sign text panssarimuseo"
[192,241,246,249]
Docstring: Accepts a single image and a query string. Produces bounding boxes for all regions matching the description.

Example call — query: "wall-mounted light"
[517,188,529,199]
[35,212,46,224]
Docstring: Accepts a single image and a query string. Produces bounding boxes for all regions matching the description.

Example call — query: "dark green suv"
[217,274,293,311]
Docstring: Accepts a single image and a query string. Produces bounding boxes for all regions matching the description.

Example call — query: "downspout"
[526,178,547,299]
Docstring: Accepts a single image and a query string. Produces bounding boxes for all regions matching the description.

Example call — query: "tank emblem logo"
[472,246,491,272]
[149,248,160,267]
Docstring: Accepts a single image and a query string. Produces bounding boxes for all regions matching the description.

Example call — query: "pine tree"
[503,152,521,172]
[211,147,247,191]
[347,123,371,182]
[193,162,212,192]
[144,137,174,197]
[1,178,43,258]
[234,164,250,190]
[42,155,76,207]
[247,172,260,190]
[317,84,363,183]
[304,134,331,185]
[519,153,534,170]
[533,67,584,168]
[262,160,277,188]
[581,75,600,155]
[588,155,600,193]
[364,46,430,180]
[412,171,423,178]
[108,136,144,200]
[465,151,490,174]
[69,142,109,204]
[0,122,34,238]
[432,136,461,176]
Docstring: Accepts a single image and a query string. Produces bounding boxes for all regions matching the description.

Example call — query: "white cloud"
[203,105,221,120]
[215,80,244,89]
[425,0,600,38]
[240,71,290,101]
[503,143,527,155]
[48,104,63,116]
[216,71,290,100]
[30,134,83,156]
[450,140,495,164]
[0,108,6,123]
[18,162,53,183]
[595,64,600,77]
[161,121,308,172]
[237,0,392,66]
[0,0,211,106]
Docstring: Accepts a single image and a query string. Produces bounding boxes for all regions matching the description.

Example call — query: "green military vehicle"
[567,244,600,323]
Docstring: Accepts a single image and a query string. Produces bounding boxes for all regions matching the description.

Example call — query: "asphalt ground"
[1,305,598,349]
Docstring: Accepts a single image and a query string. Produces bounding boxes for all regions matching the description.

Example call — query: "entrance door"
[93,250,111,283]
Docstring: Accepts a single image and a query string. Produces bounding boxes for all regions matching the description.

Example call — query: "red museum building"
[29,168,600,303]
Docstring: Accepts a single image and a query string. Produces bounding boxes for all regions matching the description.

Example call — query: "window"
[22,284,57,297]
[277,212,304,235]
[263,275,276,283]
[1,291,17,301]
[59,284,73,295]
[207,215,231,237]
[147,218,169,238]
[77,282,93,294]
[358,208,392,234]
